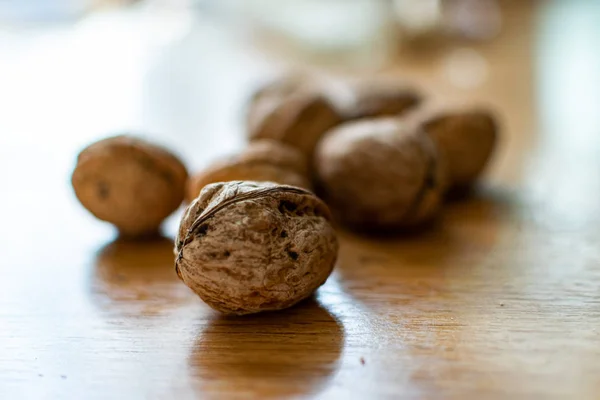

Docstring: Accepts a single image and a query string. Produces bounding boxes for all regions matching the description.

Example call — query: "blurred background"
[0,0,599,238]
[0,0,509,162]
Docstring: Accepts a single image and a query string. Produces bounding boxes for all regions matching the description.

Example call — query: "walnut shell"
[314,118,445,230]
[247,77,342,157]
[72,135,188,237]
[175,181,338,315]
[185,140,312,203]
[420,109,498,189]
[341,80,422,121]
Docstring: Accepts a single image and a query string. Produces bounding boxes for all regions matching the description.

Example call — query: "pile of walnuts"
[72,73,499,315]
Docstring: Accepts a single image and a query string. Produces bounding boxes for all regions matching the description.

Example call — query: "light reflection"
[522,0,600,232]
[90,236,194,317]
[188,298,344,399]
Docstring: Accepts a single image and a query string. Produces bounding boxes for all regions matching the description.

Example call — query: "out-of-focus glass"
[200,0,399,68]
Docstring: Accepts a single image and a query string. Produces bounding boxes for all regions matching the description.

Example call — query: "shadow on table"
[89,235,194,316]
[334,186,516,305]
[188,298,344,399]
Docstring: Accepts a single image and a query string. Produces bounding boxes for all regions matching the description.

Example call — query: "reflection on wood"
[91,236,194,316]
[189,300,343,398]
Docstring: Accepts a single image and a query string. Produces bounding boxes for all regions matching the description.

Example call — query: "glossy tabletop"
[1,1,600,399]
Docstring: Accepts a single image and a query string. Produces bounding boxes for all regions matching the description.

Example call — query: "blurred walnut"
[186,140,311,203]
[314,118,445,230]
[247,75,342,158]
[72,135,188,238]
[175,181,338,315]
[419,108,498,190]
[340,79,422,122]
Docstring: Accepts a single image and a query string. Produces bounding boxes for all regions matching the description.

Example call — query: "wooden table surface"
[2,1,600,399]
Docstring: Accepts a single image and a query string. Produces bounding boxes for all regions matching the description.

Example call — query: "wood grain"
[2,1,600,399]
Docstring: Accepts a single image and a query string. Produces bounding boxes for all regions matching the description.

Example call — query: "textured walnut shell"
[72,135,188,237]
[421,109,498,189]
[314,118,445,230]
[185,140,312,203]
[175,181,338,315]
[341,80,422,121]
[247,78,342,157]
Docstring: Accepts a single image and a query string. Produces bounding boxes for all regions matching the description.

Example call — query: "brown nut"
[246,76,342,158]
[175,181,338,315]
[420,109,498,189]
[341,79,422,121]
[185,140,311,203]
[72,135,188,237]
[314,118,445,230]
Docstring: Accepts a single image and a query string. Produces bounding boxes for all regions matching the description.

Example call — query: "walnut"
[314,118,445,230]
[175,181,338,315]
[340,79,422,121]
[420,108,498,189]
[71,135,188,237]
[185,140,311,203]
[246,75,342,158]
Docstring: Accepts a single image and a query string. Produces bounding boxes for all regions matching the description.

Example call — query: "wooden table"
[2,1,600,398]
